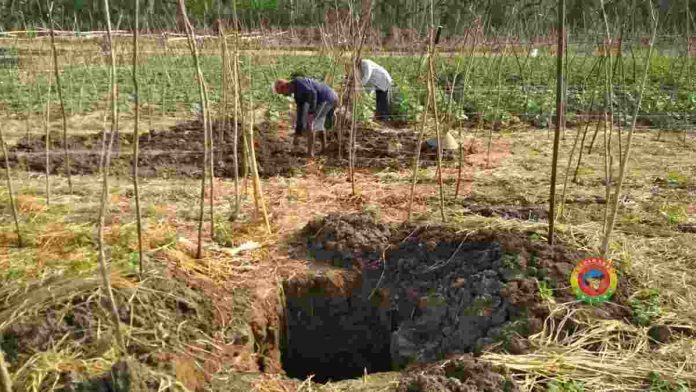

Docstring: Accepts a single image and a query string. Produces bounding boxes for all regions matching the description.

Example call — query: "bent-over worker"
[273,77,338,157]
[359,58,394,121]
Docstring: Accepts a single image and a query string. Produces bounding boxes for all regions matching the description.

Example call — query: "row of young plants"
[1,46,693,129]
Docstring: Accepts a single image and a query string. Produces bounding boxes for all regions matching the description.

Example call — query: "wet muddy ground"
[7,120,452,179]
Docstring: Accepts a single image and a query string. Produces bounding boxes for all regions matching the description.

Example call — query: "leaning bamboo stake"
[406,35,436,222]
[246,62,271,234]
[427,26,446,222]
[176,0,213,258]
[131,0,145,276]
[0,125,22,248]
[548,0,565,245]
[98,0,126,351]
[49,25,73,194]
[559,92,597,217]
[601,5,658,258]
[219,24,241,217]
[44,81,52,206]
[0,349,11,392]
[600,0,616,234]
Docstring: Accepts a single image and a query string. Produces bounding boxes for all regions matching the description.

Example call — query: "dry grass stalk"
[175,0,213,258]
[131,0,145,276]
[601,5,659,257]
[0,349,11,392]
[98,0,126,351]
[44,81,52,206]
[49,26,73,194]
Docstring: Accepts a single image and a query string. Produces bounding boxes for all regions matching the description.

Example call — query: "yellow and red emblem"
[570,257,617,304]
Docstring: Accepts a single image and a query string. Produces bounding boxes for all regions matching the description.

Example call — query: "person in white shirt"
[358,58,393,121]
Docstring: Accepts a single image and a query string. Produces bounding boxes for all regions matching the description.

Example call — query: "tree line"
[0,0,693,39]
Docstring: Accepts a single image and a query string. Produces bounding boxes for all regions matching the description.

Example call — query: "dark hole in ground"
[281,216,527,383]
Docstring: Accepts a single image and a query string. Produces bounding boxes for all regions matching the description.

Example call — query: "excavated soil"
[396,354,518,392]
[282,213,632,385]
[8,121,452,178]
[462,201,549,222]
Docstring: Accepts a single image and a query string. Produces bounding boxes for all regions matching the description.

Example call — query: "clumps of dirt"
[287,213,632,378]
[396,354,518,392]
[462,201,549,221]
[8,121,457,179]
[60,358,153,392]
[323,127,456,170]
[301,212,392,268]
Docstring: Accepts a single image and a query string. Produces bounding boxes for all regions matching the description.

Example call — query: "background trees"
[0,0,693,39]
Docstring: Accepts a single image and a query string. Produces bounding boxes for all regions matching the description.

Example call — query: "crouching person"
[273,77,338,157]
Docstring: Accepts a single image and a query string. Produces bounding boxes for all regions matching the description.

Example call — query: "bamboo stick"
[98,0,126,352]
[601,5,659,257]
[175,0,212,259]
[548,0,565,245]
[44,81,52,206]
[131,0,145,276]
[49,26,73,194]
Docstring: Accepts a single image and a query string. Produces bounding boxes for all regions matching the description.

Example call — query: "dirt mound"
[396,355,518,392]
[302,212,392,268]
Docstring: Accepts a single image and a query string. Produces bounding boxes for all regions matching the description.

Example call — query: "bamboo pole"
[601,5,658,257]
[427,25,446,222]
[175,0,212,259]
[0,125,22,248]
[548,0,565,245]
[406,30,435,222]
[600,0,616,234]
[44,81,52,206]
[98,0,126,352]
[246,57,271,234]
[49,26,73,194]
[131,0,145,276]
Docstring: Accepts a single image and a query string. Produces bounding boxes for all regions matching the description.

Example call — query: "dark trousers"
[376,89,390,120]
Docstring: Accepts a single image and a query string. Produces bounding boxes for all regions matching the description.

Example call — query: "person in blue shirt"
[273,77,338,157]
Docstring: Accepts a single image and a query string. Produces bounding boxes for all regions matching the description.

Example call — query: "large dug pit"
[280,214,560,384]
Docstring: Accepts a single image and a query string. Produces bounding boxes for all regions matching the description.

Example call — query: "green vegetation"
[629,288,662,327]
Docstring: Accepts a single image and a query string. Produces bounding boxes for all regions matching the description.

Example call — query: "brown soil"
[7,121,456,179]
[396,354,519,392]
[462,200,549,221]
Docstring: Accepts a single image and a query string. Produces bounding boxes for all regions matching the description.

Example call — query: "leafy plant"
[548,379,585,392]
[629,288,662,327]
